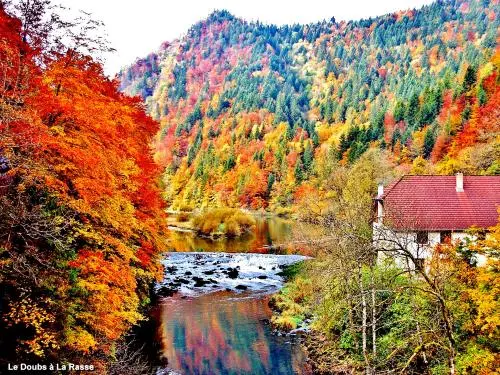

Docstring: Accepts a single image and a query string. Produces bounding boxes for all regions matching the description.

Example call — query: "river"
[146,216,315,375]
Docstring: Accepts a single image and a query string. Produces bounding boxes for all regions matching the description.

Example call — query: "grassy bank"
[269,261,314,331]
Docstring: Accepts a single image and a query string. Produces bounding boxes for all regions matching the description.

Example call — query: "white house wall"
[429,232,441,246]
[373,223,430,269]
[372,223,480,269]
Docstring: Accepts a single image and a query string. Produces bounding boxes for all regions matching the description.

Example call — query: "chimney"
[456,172,464,192]
[377,184,384,224]
[377,183,384,197]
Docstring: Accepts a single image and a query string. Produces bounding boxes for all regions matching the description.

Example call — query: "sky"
[57,0,436,76]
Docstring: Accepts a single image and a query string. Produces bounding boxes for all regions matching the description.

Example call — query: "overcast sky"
[56,0,435,76]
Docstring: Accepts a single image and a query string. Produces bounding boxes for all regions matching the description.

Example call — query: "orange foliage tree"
[0,2,166,369]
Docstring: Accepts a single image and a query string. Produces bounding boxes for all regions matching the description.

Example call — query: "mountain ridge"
[119,0,499,210]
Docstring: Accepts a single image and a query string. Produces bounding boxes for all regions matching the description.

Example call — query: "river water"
[155,292,309,375]
[148,216,315,375]
[167,215,318,255]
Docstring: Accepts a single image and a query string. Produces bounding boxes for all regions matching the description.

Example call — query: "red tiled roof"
[378,175,500,231]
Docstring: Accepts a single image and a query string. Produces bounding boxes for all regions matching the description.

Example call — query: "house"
[373,173,500,268]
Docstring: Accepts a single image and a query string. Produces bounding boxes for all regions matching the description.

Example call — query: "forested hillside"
[120,0,499,211]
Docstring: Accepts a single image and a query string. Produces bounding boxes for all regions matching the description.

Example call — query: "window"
[416,231,428,244]
[440,231,452,243]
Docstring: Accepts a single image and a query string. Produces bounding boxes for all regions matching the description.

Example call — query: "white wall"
[373,223,429,270]
[429,232,441,246]
[372,223,479,269]
[452,232,470,242]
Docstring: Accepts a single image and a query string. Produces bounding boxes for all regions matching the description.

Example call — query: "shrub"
[176,212,190,222]
[271,315,300,331]
[177,203,194,212]
[191,208,256,237]
[269,275,313,331]
[274,206,295,218]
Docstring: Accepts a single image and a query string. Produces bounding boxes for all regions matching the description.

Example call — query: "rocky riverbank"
[302,331,358,374]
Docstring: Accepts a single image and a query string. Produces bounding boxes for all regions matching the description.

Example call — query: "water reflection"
[156,291,310,375]
[168,216,317,256]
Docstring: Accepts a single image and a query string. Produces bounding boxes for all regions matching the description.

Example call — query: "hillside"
[119,0,500,210]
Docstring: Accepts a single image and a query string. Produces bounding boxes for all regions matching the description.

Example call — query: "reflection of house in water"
[373,173,500,268]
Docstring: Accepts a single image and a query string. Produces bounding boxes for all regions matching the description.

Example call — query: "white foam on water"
[156,252,309,297]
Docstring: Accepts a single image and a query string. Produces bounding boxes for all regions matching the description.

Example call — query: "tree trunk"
[359,273,370,374]
[371,271,376,360]
[432,293,457,374]
[449,352,456,375]
[416,321,428,366]
[441,305,456,375]
[347,290,357,351]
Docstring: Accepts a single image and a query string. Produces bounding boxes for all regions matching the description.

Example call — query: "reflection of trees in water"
[168,229,256,252]
[157,292,307,374]
[167,216,317,255]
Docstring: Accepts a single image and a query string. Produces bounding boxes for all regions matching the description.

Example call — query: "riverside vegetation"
[168,208,256,238]
[270,150,499,374]
[191,208,256,237]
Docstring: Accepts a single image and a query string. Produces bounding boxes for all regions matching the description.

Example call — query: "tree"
[405,92,420,128]
[294,158,304,182]
[267,172,275,195]
[302,141,314,173]
[289,150,394,373]
[423,126,435,159]
[462,65,477,93]
[0,2,166,367]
